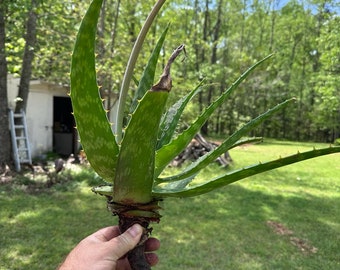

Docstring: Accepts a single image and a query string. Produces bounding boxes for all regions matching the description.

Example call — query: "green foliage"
[312,15,340,138]
[71,0,340,208]
[4,0,339,141]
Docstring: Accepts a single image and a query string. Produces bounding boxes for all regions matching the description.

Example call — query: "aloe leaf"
[92,185,113,197]
[159,98,295,183]
[155,54,273,176]
[113,45,185,204]
[129,25,170,114]
[70,0,118,183]
[114,90,169,204]
[230,137,263,149]
[154,173,197,191]
[132,75,139,87]
[114,0,167,142]
[153,146,340,197]
[157,81,203,149]
[155,137,263,185]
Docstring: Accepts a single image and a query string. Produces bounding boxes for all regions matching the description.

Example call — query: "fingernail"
[128,224,143,238]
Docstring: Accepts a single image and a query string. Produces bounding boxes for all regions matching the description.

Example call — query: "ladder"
[9,109,32,171]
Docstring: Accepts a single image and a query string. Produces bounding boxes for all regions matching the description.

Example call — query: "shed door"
[53,97,76,156]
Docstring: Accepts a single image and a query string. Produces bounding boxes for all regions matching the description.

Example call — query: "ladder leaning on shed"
[8,109,32,171]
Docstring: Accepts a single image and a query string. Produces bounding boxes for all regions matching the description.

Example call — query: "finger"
[144,237,160,252]
[109,224,143,260]
[145,253,159,267]
[93,226,121,242]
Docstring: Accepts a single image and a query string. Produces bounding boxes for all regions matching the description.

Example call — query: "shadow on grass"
[0,183,115,270]
[0,174,339,270]
[155,182,340,270]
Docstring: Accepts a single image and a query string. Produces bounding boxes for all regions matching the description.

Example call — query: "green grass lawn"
[1,140,339,269]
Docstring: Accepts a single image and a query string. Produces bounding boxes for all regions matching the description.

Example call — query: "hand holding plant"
[58,224,160,270]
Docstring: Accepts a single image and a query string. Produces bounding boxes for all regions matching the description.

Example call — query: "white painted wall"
[7,75,69,158]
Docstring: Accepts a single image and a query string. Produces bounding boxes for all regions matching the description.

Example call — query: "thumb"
[110,224,143,259]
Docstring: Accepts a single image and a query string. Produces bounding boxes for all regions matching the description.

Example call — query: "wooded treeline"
[2,0,340,143]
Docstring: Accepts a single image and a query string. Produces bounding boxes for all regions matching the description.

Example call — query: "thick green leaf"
[129,25,170,114]
[113,45,185,204]
[92,185,113,197]
[230,137,263,149]
[113,90,169,204]
[153,146,340,197]
[114,0,167,142]
[156,81,203,149]
[155,137,262,184]
[158,98,295,183]
[155,173,197,192]
[70,0,118,183]
[155,54,273,177]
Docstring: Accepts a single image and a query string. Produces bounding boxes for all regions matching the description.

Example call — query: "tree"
[0,0,39,170]
[0,2,11,172]
[1,0,339,172]
[313,14,340,141]
[14,0,38,113]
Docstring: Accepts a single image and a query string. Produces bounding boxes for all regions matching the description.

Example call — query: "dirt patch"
[267,220,293,236]
[266,220,318,255]
[289,237,318,254]
[0,163,71,194]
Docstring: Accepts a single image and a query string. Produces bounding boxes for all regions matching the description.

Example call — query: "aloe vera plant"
[70,0,340,268]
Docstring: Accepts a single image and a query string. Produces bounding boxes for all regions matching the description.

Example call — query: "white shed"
[7,75,77,159]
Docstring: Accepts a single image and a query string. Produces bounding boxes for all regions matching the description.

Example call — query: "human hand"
[58,224,160,270]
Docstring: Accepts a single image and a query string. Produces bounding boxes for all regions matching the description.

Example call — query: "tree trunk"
[14,0,38,113]
[0,4,12,171]
[200,0,210,135]
[202,0,223,136]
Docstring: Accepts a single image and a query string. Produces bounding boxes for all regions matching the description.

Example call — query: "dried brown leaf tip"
[152,44,185,92]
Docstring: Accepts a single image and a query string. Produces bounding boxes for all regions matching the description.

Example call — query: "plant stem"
[119,216,151,270]
[114,0,167,143]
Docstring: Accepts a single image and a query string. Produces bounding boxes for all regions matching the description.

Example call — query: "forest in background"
[3,0,340,142]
